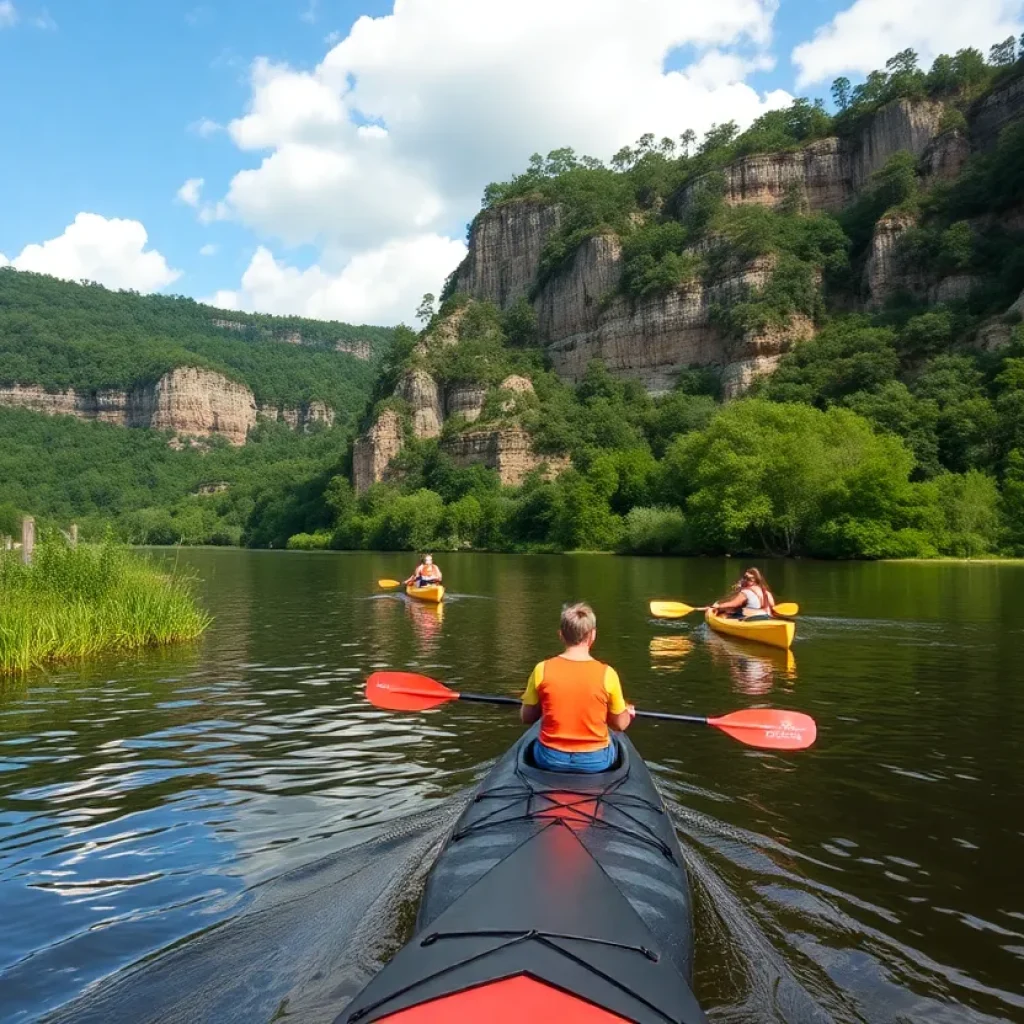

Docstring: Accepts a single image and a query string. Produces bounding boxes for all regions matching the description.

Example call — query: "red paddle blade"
[706,709,817,750]
[366,672,459,711]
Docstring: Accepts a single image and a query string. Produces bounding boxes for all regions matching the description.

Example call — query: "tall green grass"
[0,542,211,675]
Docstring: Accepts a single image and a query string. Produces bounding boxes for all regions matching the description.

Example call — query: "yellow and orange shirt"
[521,656,627,753]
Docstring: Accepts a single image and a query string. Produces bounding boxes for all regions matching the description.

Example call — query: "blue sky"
[2,0,1022,324]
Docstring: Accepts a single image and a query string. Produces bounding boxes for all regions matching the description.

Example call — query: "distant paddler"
[709,568,777,620]
[404,553,443,589]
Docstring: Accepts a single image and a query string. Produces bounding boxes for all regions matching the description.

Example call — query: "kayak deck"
[705,608,795,650]
[338,726,705,1023]
[405,584,445,604]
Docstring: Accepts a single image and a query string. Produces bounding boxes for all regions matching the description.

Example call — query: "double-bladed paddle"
[378,579,403,589]
[650,600,800,619]
[365,672,816,751]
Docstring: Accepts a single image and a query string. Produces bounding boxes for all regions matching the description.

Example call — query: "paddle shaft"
[459,691,707,724]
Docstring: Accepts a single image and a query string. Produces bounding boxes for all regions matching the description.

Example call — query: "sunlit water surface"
[1,551,1022,1022]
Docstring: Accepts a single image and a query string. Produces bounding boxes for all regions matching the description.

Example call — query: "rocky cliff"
[0,367,334,445]
[970,74,1024,151]
[353,370,562,492]
[454,200,562,307]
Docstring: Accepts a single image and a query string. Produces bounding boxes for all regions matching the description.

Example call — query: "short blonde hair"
[560,602,597,646]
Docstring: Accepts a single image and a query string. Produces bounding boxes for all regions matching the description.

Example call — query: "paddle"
[650,600,800,619]
[366,672,816,751]
[378,579,403,589]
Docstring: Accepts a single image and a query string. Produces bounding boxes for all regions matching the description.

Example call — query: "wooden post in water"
[21,516,35,565]
[69,523,78,548]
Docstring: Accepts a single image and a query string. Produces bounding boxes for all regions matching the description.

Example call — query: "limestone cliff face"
[352,409,405,493]
[442,427,570,487]
[922,130,971,184]
[535,235,788,394]
[257,400,336,431]
[143,367,257,445]
[721,315,816,399]
[970,75,1024,151]
[863,212,924,308]
[676,99,948,216]
[0,368,262,445]
[688,138,850,214]
[395,370,443,438]
[849,98,946,188]
[445,383,488,423]
[453,200,563,309]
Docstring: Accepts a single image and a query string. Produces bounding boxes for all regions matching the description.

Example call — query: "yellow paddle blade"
[378,579,402,589]
[774,602,799,616]
[649,600,695,619]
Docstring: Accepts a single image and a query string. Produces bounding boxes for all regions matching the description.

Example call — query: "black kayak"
[337,725,707,1023]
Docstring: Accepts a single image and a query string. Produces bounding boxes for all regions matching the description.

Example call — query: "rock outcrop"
[257,400,336,431]
[535,235,795,394]
[922,130,971,184]
[970,74,1024,151]
[442,427,570,487]
[722,315,816,399]
[352,409,405,493]
[0,367,263,445]
[677,98,949,217]
[454,200,563,308]
[335,340,372,360]
[143,367,257,445]
[445,383,488,423]
[395,370,443,438]
[864,212,925,308]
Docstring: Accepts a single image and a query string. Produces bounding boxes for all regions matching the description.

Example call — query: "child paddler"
[520,602,634,773]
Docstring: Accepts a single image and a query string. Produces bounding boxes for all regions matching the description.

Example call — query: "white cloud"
[0,2,17,28]
[189,117,222,138]
[209,234,466,324]
[199,243,218,257]
[6,213,181,292]
[176,177,205,207]
[793,0,1024,87]
[0,252,9,267]
[32,7,55,30]
[301,0,318,24]
[204,0,793,321]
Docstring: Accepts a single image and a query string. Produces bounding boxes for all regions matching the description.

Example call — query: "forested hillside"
[279,43,1024,559]
[0,270,391,410]
[0,270,394,545]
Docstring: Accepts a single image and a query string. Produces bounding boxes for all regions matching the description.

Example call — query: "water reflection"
[705,629,797,696]
[1,550,1022,1024]
[649,634,695,673]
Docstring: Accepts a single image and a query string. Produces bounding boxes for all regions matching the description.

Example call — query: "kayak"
[337,724,706,1023]
[705,608,795,650]
[405,583,445,604]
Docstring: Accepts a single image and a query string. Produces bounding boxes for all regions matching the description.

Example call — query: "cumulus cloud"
[199,243,218,257]
[209,234,466,325]
[6,213,181,291]
[176,177,205,207]
[203,0,796,321]
[212,0,788,252]
[189,117,222,138]
[792,0,1024,87]
[0,2,17,28]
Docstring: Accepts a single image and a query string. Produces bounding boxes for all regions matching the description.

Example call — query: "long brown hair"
[741,567,769,591]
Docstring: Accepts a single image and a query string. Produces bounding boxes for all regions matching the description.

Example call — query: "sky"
[1,0,1022,327]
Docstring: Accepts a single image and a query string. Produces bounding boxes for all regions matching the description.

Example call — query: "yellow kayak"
[705,609,795,650]
[406,583,445,604]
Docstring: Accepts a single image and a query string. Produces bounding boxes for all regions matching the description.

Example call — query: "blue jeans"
[532,740,617,773]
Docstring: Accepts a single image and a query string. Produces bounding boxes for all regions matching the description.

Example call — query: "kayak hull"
[405,584,445,604]
[338,725,705,1024]
[705,608,795,650]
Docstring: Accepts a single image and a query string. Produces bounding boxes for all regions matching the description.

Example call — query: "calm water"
[1,551,1023,1023]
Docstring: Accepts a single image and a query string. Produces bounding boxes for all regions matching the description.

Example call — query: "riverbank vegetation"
[0,542,210,675]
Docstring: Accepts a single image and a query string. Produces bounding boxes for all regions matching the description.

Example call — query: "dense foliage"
[0,270,390,412]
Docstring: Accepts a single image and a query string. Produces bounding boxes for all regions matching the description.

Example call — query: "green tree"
[989,37,1016,67]
[831,76,851,110]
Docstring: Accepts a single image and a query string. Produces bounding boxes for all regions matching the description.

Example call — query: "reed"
[0,542,211,675]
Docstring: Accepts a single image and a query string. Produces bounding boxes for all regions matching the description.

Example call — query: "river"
[0,550,1022,1022]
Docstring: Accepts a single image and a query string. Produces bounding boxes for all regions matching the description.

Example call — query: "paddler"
[520,602,634,773]
[404,553,443,589]
[710,567,776,620]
